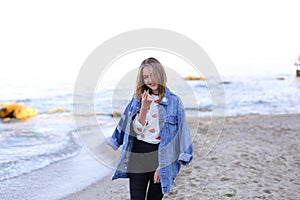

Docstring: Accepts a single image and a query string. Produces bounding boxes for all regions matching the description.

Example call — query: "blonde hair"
[135,57,167,101]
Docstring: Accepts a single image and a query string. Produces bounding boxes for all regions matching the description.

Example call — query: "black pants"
[129,139,163,200]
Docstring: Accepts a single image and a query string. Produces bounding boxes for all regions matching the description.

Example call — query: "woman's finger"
[147,94,152,101]
[153,170,160,184]
[142,90,148,100]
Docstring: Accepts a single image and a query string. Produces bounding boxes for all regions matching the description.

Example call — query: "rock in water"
[0,103,38,120]
[47,108,66,113]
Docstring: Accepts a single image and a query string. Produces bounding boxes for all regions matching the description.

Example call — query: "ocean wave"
[0,130,81,181]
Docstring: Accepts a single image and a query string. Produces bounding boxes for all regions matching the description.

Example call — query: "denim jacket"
[107,88,193,194]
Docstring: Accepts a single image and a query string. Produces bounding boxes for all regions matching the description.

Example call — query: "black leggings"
[129,139,163,200]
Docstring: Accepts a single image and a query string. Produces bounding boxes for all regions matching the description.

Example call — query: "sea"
[0,65,299,199]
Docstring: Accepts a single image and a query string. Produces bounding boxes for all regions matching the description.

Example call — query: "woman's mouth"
[147,83,157,87]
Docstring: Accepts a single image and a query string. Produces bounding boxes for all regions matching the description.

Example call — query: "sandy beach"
[61,114,300,200]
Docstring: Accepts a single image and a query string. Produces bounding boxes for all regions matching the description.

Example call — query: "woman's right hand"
[138,90,152,126]
[141,90,152,110]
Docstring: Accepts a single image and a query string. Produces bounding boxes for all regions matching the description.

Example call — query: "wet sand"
[61,114,300,199]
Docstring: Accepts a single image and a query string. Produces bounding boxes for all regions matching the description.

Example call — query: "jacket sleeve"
[107,97,134,151]
[177,99,193,165]
[107,128,125,151]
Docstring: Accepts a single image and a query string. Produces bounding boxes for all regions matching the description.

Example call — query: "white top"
[133,94,161,144]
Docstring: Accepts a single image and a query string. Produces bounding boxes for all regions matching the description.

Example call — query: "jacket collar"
[159,88,170,106]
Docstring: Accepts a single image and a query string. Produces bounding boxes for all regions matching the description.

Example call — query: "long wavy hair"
[135,57,167,101]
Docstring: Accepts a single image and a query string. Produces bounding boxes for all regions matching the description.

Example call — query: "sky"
[1,0,300,83]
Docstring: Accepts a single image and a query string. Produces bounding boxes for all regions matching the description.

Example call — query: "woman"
[107,57,193,200]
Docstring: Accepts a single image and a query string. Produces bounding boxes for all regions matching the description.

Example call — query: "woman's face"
[142,66,158,94]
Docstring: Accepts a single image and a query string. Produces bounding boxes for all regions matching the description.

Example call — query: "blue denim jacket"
[107,88,193,194]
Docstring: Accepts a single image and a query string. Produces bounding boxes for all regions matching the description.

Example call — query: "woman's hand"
[153,167,160,184]
[138,90,152,126]
[141,90,152,110]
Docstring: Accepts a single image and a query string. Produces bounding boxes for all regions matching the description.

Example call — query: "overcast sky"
[1,0,299,82]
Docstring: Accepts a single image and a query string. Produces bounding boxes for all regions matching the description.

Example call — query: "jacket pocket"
[166,115,178,125]
[165,116,178,136]
[159,116,178,132]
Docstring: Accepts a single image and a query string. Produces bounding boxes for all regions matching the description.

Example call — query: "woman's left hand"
[153,168,160,184]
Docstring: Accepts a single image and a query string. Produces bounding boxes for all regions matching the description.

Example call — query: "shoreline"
[60,113,300,199]
[0,146,112,200]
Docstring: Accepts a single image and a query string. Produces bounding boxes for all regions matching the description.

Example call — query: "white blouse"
[133,95,161,144]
